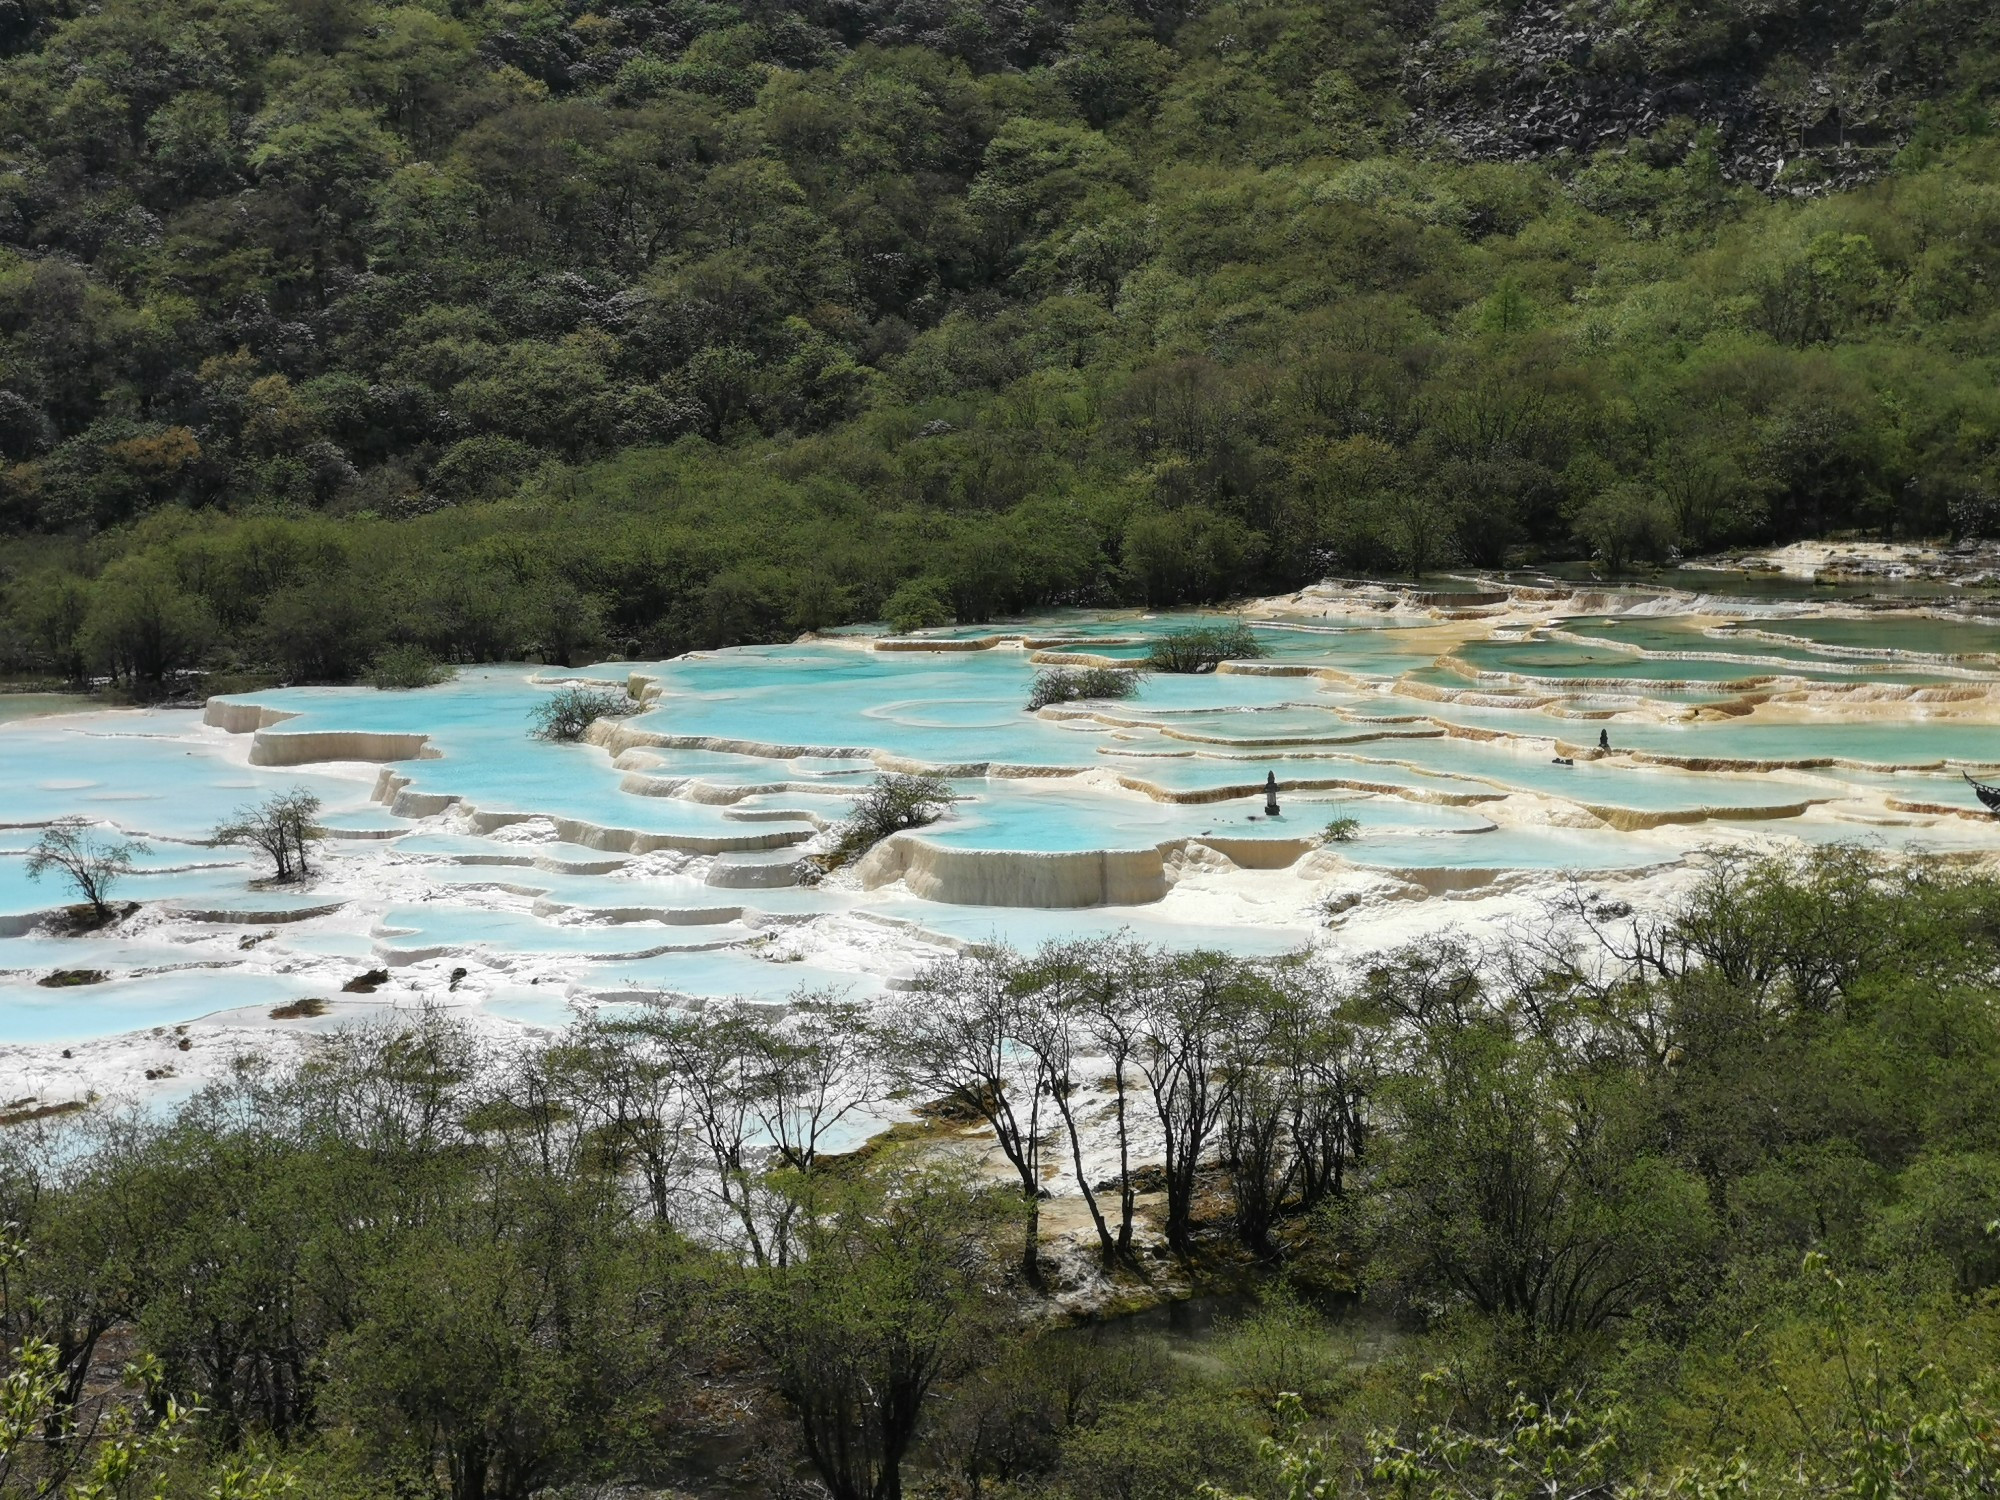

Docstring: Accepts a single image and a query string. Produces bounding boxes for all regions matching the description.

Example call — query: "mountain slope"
[1,0,1998,679]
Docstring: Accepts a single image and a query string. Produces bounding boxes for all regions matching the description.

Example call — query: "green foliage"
[1026,665,1143,710]
[1366,1381,1627,1500]
[1212,1290,1355,1415]
[820,772,954,870]
[1323,812,1361,843]
[1147,624,1268,674]
[1574,485,1678,574]
[527,684,639,741]
[76,558,212,693]
[0,0,1992,685]
[883,577,954,635]
[936,1327,1183,1491]
[1056,1391,1261,1500]
[738,1164,1014,1500]
[12,574,91,684]
[1,1234,214,1500]
[259,579,383,683]
[1202,1382,1630,1500]
[1365,939,1719,1356]
[0,1339,198,1500]
[12,851,2000,1496]
[1214,1266,2000,1499]
[366,645,452,691]
[324,1174,666,1499]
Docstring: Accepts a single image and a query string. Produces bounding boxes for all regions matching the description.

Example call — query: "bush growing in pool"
[813,773,954,874]
[26,818,147,924]
[1025,667,1143,711]
[530,685,640,741]
[1146,624,1266,673]
[368,645,454,690]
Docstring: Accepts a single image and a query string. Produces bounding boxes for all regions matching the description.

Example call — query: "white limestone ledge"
[204,698,439,767]
[366,770,812,856]
[171,900,348,924]
[853,831,1315,908]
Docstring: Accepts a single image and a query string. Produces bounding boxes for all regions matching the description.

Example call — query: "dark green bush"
[1145,624,1267,674]
[529,684,640,741]
[1025,666,1143,711]
[368,645,454,691]
[884,578,954,634]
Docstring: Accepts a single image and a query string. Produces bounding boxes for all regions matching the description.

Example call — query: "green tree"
[1122,509,1263,606]
[1365,948,1716,1359]
[738,1164,1013,1500]
[325,1179,664,1500]
[257,577,382,681]
[10,573,92,684]
[78,558,211,690]
[883,577,953,634]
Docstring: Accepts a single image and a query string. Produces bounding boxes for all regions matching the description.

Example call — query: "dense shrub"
[529,685,640,741]
[368,645,454,690]
[884,578,954,634]
[818,772,954,871]
[1025,666,1143,711]
[1145,624,1267,674]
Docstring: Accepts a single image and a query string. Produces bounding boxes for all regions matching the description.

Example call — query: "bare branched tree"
[1014,943,1120,1270]
[215,788,323,882]
[880,948,1048,1282]
[25,818,146,923]
[1132,951,1258,1256]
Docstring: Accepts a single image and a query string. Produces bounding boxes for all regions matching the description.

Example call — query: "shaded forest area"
[7,848,2000,1498]
[3,0,2000,686]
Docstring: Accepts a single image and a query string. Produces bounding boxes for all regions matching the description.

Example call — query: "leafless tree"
[554,1013,696,1227]
[1014,942,1119,1270]
[879,948,1048,1281]
[1132,951,1256,1255]
[743,992,880,1176]
[215,788,323,882]
[639,1007,776,1263]
[25,818,146,923]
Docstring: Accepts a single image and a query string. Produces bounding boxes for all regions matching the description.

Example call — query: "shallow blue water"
[6,712,375,838]
[0,969,329,1044]
[3,600,1998,1047]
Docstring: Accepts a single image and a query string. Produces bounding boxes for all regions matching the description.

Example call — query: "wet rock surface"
[1399,0,1916,193]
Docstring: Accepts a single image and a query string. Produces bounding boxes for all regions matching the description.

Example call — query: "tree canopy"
[2,0,1999,686]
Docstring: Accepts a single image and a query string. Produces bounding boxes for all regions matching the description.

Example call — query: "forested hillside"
[2,0,1999,682]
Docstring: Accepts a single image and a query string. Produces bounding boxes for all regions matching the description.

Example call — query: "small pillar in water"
[1264,771,1281,817]
[1599,728,1611,753]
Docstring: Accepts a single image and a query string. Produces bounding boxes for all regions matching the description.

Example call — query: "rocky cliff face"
[1395,0,1977,192]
